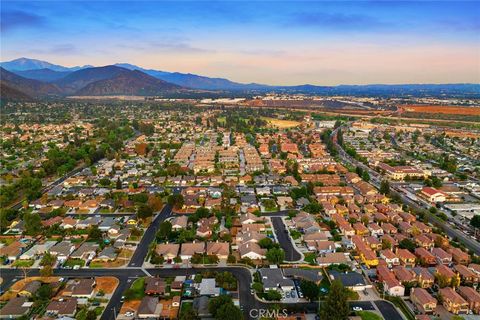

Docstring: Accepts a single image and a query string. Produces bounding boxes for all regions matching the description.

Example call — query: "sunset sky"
[1,1,479,85]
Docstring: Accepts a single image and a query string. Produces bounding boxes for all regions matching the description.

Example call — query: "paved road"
[271,217,302,262]
[128,204,173,267]
[374,300,404,320]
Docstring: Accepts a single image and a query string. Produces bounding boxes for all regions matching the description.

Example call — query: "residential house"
[458,286,480,314]
[70,242,98,260]
[259,268,295,292]
[50,241,75,262]
[145,277,166,296]
[0,297,31,319]
[238,242,266,260]
[138,296,162,319]
[180,242,205,261]
[155,244,180,260]
[439,287,469,314]
[64,279,96,298]
[45,298,78,317]
[411,288,437,314]
[432,247,452,265]
[206,242,229,260]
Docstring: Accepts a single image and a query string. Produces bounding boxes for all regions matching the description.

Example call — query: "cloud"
[1,10,46,32]
[287,12,391,31]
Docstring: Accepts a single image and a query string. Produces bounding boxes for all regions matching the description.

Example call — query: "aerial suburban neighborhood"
[1,1,479,319]
[1,98,479,320]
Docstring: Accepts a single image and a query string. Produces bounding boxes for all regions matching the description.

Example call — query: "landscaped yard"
[124,277,145,300]
[357,311,382,320]
[64,258,85,268]
[303,252,317,264]
[289,229,302,240]
[12,259,34,267]
[75,306,105,320]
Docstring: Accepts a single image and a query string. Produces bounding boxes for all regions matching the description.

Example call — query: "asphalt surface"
[374,300,404,320]
[128,204,173,267]
[271,217,302,262]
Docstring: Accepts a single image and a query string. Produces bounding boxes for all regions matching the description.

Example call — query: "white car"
[125,311,134,317]
[352,307,363,312]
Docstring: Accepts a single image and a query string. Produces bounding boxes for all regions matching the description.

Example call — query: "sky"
[1,1,479,85]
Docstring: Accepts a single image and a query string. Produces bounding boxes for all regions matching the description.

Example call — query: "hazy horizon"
[2,1,479,86]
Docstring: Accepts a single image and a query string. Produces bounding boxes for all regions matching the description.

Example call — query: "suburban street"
[270,217,302,262]
[128,204,173,267]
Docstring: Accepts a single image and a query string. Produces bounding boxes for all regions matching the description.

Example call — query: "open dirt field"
[95,276,119,294]
[399,105,480,116]
[262,117,301,128]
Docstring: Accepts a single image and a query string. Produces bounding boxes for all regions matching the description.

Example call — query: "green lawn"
[289,230,302,240]
[12,259,34,267]
[303,252,317,264]
[357,311,382,320]
[75,306,104,320]
[124,277,145,300]
[64,258,85,267]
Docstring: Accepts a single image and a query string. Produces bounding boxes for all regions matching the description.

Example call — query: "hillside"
[0,82,32,101]
[74,69,182,96]
[14,68,72,82]
[0,67,62,97]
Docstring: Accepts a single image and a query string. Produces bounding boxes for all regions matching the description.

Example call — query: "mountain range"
[1,57,479,101]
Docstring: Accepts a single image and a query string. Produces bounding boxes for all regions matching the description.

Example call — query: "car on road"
[352,307,363,311]
[125,311,134,317]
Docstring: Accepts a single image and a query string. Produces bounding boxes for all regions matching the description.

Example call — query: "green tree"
[258,237,274,249]
[157,221,172,240]
[137,204,153,220]
[266,247,285,264]
[470,215,480,229]
[167,194,184,209]
[36,284,52,300]
[180,309,199,320]
[40,265,54,277]
[40,252,56,266]
[265,290,282,301]
[24,212,42,236]
[300,280,319,302]
[319,280,349,320]
[85,310,97,320]
[399,238,416,252]
[380,180,390,195]
[361,171,370,182]
[208,295,233,317]
[88,225,103,241]
[216,303,243,320]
